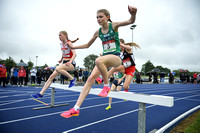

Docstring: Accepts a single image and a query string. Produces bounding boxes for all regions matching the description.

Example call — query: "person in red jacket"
[193,73,198,84]
[18,66,26,87]
[0,64,7,87]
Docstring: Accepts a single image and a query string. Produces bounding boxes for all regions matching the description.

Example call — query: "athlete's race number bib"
[62,49,70,57]
[103,40,116,53]
[123,58,132,68]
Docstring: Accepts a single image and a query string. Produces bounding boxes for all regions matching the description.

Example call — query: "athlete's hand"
[58,60,62,64]
[118,79,122,84]
[128,5,137,15]
[65,62,71,66]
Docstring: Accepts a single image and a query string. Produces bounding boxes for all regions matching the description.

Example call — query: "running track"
[0,83,199,133]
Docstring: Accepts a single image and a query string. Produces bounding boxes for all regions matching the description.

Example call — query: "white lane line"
[0,100,125,125]
[0,94,79,106]
[0,97,103,111]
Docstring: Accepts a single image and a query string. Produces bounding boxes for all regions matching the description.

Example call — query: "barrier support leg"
[51,87,55,107]
[138,102,146,133]
[33,87,69,110]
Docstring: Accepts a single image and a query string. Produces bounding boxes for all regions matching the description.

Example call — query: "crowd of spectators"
[0,65,55,87]
[1,64,200,87]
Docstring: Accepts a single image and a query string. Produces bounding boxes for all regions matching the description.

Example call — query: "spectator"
[45,68,51,81]
[74,70,79,82]
[24,67,29,86]
[18,66,26,87]
[153,72,159,84]
[13,67,18,85]
[0,64,7,87]
[149,73,152,84]
[193,73,197,84]
[197,73,200,84]
[185,70,190,84]
[179,70,184,84]
[78,68,83,83]
[60,74,68,84]
[60,74,64,84]
[30,66,37,85]
[0,65,2,86]
[183,70,187,84]
[159,72,166,84]
[10,66,15,85]
[169,72,174,84]
[136,72,141,84]
[83,69,89,83]
[36,68,42,86]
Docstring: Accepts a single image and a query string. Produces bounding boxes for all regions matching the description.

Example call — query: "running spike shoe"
[60,108,80,118]
[105,106,111,110]
[31,93,43,98]
[98,86,111,97]
[69,78,76,88]
[96,77,103,84]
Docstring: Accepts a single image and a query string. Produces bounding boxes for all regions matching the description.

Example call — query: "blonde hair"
[120,38,141,50]
[60,31,79,43]
[97,9,112,23]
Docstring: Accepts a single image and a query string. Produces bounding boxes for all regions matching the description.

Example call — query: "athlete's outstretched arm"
[68,30,99,49]
[112,5,137,30]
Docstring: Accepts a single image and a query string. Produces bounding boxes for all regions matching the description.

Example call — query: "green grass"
[184,112,200,133]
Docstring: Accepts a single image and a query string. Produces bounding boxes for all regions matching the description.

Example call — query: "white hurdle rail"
[50,83,174,133]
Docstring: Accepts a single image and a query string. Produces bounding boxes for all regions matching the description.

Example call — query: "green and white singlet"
[99,23,121,55]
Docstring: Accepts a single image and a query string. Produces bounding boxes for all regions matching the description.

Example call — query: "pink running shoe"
[60,108,80,118]
[98,86,111,97]
[96,77,103,84]
[124,89,129,92]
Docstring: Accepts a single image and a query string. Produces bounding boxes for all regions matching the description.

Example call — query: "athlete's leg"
[95,55,121,84]
[123,75,133,90]
[116,85,123,92]
[56,63,74,80]
[39,70,59,95]
[108,83,117,107]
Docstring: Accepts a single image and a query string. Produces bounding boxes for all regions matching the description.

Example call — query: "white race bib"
[103,40,116,53]
[123,58,132,68]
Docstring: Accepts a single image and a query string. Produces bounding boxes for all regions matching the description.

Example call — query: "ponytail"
[120,38,141,50]
[108,18,112,23]
[70,38,79,43]
[125,42,141,50]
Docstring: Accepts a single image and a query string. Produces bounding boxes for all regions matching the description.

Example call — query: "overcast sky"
[0,0,200,72]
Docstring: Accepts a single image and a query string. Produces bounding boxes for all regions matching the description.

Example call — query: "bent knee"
[55,66,61,72]
[95,58,103,66]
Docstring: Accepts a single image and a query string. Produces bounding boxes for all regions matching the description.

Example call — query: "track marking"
[62,94,200,133]
[33,99,49,105]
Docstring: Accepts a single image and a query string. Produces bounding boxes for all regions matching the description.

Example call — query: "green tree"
[5,57,17,71]
[141,60,154,75]
[155,66,170,74]
[0,58,4,65]
[27,61,34,70]
[42,64,49,69]
[83,54,99,72]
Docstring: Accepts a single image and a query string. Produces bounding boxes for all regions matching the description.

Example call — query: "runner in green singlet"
[61,5,137,118]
